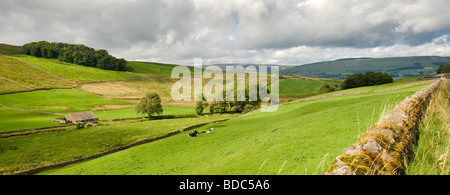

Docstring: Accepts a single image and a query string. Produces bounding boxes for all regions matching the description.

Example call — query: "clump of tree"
[195,86,267,115]
[342,71,393,89]
[437,65,450,74]
[136,92,163,118]
[22,41,126,71]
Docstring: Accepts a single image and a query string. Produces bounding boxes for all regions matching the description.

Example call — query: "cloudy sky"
[1,0,450,65]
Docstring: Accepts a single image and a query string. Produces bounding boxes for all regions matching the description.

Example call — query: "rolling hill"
[1,42,446,175]
[281,56,450,79]
[39,82,430,175]
[0,43,23,54]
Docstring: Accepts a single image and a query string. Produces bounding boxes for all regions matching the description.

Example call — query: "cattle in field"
[188,130,200,137]
[207,127,214,133]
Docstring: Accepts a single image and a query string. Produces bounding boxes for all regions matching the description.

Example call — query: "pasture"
[8,55,142,82]
[0,107,61,133]
[94,106,201,120]
[278,77,342,102]
[0,113,238,175]
[0,55,75,91]
[78,77,178,104]
[0,50,441,175]
[126,61,186,76]
[0,89,130,114]
[40,84,429,175]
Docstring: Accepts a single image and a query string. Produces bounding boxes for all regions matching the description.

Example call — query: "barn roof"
[66,111,98,121]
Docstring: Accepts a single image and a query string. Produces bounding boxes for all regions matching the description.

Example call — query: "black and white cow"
[188,130,200,137]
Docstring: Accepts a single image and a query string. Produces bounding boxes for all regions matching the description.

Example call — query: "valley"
[0,43,448,175]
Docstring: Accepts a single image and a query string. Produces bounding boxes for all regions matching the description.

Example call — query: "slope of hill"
[40,82,431,175]
[277,76,342,102]
[9,55,142,82]
[281,56,450,79]
[0,89,131,114]
[0,55,76,93]
[0,43,23,54]
[126,61,182,76]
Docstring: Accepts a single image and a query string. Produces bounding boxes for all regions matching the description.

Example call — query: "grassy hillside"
[0,78,31,93]
[0,89,130,114]
[8,55,142,82]
[0,43,22,54]
[78,77,178,104]
[40,83,430,175]
[94,106,200,120]
[0,113,237,175]
[278,76,342,102]
[0,107,61,133]
[281,56,450,79]
[0,55,76,92]
[79,75,343,106]
[406,80,450,175]
[126,61,186,76]
[0,87,204,132]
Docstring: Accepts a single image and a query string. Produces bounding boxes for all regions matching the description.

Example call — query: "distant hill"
[280,56,450,80]
[0,43,23,54]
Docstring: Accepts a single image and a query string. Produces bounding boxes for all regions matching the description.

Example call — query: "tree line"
[342,71,393,89]
[22,41,126,71]
[195,87,268,115]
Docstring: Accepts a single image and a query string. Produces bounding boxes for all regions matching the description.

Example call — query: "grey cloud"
[1,0,450,65]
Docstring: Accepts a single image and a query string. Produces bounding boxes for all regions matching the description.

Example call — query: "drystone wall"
[326,79,445,175]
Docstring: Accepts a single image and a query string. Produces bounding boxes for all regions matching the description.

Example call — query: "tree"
[437,65,450,74]
[342,71,393,89]
[342,73,362,89]
[195,94,208,115]
[23,41,127,72]
[136,92,163,118]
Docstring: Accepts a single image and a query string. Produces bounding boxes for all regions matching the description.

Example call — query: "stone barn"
[66,111,98,124]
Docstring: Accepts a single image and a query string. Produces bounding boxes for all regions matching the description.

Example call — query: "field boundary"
[282,90,369,106]
[326,79,445,175]
[373,80,435,93]
[0,87,76,95]
[0,124,76,138]
[0,103,65,116]
[13,114,242,175]
[0,76,33,90]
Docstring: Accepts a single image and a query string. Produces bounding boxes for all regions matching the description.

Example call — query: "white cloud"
[1,0,450,65]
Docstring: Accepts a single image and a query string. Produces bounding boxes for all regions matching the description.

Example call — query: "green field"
[0,78,31,94]
[8,55,142,82]
[0,89,130,114]
[0,107,61,132]
[278,78,341,99]
[94,106,202,120]
[126,61,185,76]
[0,44,443,175]
[0,113,237,175]
[40,84,429,175]
[0,55,76,92]
[78,77,180,104]
[406,81,450,175]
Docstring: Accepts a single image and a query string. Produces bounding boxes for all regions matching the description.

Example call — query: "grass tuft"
[406,80,450,175]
